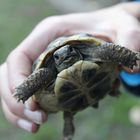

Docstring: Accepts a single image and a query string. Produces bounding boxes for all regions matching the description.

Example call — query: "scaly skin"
[92,43,140,69]
[14,68,54,103]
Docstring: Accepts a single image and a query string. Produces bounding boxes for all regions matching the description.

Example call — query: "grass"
[0,0,58,64]
[0,0,140,140]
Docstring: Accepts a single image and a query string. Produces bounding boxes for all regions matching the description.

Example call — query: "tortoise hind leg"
[14,68,55,103]
[63,111,75,140]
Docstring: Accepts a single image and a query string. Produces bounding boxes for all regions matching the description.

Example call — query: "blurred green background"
[1,0,140,140]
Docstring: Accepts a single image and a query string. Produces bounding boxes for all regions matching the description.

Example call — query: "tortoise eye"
[54,54,59,60]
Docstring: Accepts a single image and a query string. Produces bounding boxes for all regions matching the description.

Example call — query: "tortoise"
[14,33,140,140]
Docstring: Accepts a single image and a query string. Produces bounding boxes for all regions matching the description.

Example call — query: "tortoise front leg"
[14,68,54,103]
[93,43,140,69]
[63,111,75,140]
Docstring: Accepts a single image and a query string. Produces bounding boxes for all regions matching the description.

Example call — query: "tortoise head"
[53,45,83,72]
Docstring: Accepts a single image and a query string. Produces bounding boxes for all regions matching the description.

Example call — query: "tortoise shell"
[14,33,140,112]
[33,34,102,70]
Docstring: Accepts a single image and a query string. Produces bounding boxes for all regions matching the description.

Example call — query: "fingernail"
[24,109,47,124]
[24,98,38,111]
[17,119,32,132]
[25,102,31,110]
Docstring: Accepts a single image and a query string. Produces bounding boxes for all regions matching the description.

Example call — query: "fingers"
[0,17,66,132]
[116,28,140,52]
[0,64,25,117]
[1,99,39,133]
[7,49,32,90]
[0,64,47,132]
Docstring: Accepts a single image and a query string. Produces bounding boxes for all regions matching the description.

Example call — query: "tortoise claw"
[13,91,28,103]
[13,68,54,104]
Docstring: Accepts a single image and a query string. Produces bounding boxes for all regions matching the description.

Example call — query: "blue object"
[120,71,140,86]
[120,71,140,96]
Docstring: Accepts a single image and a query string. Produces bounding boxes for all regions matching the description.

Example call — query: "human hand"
[0,2,140,133]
